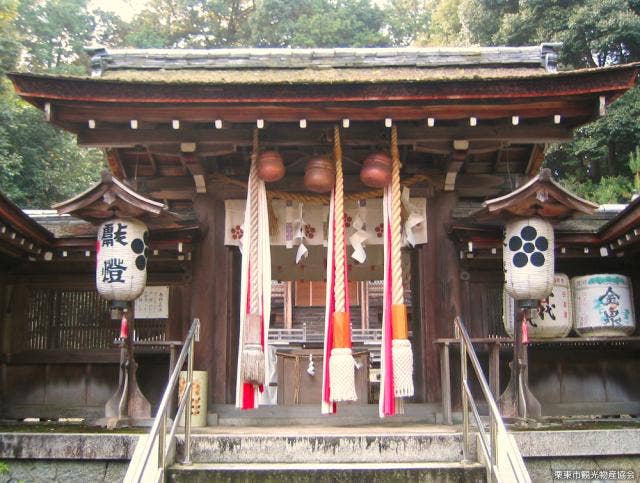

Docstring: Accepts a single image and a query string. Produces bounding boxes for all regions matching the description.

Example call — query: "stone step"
[174,428,475,464]
[167,461,487,482]
[209,403,444,426]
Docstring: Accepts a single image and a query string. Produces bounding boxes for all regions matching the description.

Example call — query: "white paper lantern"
[96,218,149,301]
[572,274,636,337]
[503,273,573,338]
[504,217,554,300]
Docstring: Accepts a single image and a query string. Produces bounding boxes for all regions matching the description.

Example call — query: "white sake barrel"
[572,274,636,337]
[503,273,573,338]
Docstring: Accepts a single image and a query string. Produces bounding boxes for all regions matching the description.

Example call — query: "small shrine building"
[2,44,640,420]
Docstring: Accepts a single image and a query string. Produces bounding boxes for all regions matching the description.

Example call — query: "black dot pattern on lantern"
[136,255,146,270]
[521,225,537,241]
[508,225,549,269]
[535,237,548,251]
[131,239,144,254]
[130,232,149,271]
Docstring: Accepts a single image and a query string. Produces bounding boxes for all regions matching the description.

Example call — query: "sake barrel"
[503,273,573,338]
[572,274,636,337]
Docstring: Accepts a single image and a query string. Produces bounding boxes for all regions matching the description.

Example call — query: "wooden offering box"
[276,349,369,405]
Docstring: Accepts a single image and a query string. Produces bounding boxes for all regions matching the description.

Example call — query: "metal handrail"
[454,316,531,483]
[125,318,200,483]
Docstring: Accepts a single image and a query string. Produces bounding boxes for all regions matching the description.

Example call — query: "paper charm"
[401,188,425,247]
[349,200,370,263]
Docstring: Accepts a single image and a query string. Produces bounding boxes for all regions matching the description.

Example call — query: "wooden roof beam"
[179,145,207,194]
[50,100,597,125]
[525,143,547,176]
[444,140,468,191]
[144,146,158,175]
[105,148,127,179]
[78,124,574,148]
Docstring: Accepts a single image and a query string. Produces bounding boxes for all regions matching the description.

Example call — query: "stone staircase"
[166,425,486,482]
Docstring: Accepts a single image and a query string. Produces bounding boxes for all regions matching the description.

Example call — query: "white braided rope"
[249,129,259,314]
[390,126,403,306]
[333,125,346,313]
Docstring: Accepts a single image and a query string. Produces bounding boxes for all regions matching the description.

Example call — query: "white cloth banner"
[225,198,427,249]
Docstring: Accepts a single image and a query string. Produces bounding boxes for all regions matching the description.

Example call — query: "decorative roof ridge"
[86,43,561,76]
[473,168,598,222]
[53,172,168,224]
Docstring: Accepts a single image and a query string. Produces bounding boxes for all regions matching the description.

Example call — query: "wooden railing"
[454,316,531,483]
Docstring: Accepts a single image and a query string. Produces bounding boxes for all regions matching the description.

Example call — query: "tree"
[0,0,21,79]
[17,0,97,73]
[124,0,209,48]
[250,0,390,47]
[381,0,431,46]
[424,0,463,45]
[0,91,104,208]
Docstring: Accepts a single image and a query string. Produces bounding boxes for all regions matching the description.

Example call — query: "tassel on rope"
[241,129,265,386]
[329,125,357,402]
[390,125,414,400]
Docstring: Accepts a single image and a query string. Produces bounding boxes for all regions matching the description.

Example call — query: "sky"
[90,0,150,21]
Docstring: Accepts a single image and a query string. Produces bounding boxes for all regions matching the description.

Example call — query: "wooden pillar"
[284,282,292,329]
[418,192,462,403]
[360,282,369,330]
[190,194,234,406]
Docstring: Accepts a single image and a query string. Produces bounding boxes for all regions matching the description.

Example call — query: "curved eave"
[0,192,54,247]
[8,63,639,105]
[53,173,167,224]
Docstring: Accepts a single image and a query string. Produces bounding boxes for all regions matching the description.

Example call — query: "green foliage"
[250,0,390,47]
[0,461,8,473]
[17,0,96,72]
[0,85,104,208]
[628,146,640,191]
[0,0,21,78]
[379,0,431,46]
[559,175,633,204]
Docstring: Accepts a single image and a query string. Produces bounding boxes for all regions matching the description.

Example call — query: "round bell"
[360,152,392,188]
[304,156,335,193]
[256,151,285,182]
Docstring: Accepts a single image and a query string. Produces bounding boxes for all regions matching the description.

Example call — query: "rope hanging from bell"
[241,129,265,386]
[329,125,357,403]
[390,125,414,400]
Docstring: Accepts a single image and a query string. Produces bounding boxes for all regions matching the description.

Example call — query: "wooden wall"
[0,262,190,420]
[449,236,640,416]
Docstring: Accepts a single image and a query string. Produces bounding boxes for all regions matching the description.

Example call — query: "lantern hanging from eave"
[503,217,554,301]
[96,218,149,301]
